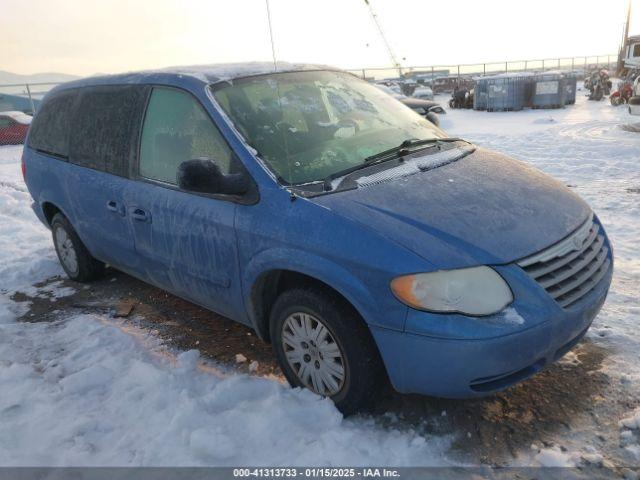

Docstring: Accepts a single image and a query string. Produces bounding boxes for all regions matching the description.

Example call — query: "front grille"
[518,213,611,308]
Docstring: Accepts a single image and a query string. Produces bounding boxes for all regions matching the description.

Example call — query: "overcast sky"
[2,0,637,76]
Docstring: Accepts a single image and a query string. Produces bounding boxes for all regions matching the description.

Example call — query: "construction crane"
[617,0,632,74]
[363,0,403,76]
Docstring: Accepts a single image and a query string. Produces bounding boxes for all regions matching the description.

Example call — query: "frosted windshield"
[211,71,444,184]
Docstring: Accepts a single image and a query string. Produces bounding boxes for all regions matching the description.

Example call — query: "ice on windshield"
[211,71,443,185]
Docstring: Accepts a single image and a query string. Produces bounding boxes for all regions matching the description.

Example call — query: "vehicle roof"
[0,110,32,123]
[51,62,338,93]
[399,97,439,109]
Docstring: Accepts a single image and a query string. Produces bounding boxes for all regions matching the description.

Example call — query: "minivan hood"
[312,148,591,269]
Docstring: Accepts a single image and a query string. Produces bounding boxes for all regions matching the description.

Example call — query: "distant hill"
[0,70,81,85]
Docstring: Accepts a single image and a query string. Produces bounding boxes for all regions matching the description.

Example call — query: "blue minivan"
[23,64,613,414]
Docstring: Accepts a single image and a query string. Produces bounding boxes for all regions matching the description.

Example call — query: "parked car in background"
[375,79,416,97]
[412,86,434,101]
[375,80,404,96]
[629,76,640,115]
[24,64,613,415]
[0,111,31,145]
[374,84,445,126]
[399,96,445,126]
[374,83,406,100]
[432,75,474,94]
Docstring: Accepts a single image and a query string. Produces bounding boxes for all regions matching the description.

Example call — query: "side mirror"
[425,111,440,127]
[177,157,249,196]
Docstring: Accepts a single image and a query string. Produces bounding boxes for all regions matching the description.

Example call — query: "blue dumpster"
[564,73,578,105]
[473,77,488,110]
[530,72,567,109]
[479,74,530,112]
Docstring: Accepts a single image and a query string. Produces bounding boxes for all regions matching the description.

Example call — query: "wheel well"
[250,270,361,343]
[41,202,61,226]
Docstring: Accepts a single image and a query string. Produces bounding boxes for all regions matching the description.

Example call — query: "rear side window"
[69,85,148,176]
[28,90,78,158]
[139,87,235,184]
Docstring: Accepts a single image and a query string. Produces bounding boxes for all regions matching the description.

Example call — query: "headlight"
[391,266,513,316]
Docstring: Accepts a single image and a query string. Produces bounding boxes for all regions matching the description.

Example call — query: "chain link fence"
[346,54,617,81]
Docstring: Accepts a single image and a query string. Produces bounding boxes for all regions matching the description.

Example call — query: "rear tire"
[270,287,385,415]
[51,213,105,282]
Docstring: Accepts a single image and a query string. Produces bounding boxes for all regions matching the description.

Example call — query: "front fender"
[242,247,408,336]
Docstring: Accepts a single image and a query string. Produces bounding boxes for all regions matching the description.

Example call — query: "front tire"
[51,213,104,282]
[270,287,385,415]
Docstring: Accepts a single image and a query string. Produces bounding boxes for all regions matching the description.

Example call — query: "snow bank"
[0,313,453,466]
[620,409,640,462]
[620,410,640,430]
[533,446,578,467]
[0,146,63,325]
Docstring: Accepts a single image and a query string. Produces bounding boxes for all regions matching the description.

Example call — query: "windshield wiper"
[363,137,466,164]
[322,137,466,192]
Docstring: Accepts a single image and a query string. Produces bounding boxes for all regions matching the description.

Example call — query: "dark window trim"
[67,84,149,178]
[33,148,68,161]
[27,87,80,160]
[134,84,259,206]
[30,84,149,174]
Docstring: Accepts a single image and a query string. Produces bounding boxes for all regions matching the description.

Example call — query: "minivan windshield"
[211,70,446,185]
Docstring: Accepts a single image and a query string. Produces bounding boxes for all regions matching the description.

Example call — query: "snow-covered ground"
[0,91,639,467]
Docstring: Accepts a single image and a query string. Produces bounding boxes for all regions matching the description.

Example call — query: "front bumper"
[371,261,612,398]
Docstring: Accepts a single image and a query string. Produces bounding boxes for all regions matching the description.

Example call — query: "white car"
[412,86,434,101]
[374,84,406,100]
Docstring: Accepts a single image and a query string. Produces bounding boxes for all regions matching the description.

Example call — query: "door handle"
[106,200,125,216]
[131,208,150,222]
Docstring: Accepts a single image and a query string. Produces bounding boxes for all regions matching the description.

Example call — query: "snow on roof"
[58,62,340,91]
[0,111,32,124]
[154,61,337,83]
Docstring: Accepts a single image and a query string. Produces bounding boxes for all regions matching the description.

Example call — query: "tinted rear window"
[28,89,78,158]
[69,85,148,176]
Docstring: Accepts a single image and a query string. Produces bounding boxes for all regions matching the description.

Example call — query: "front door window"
[139,87,235,184]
